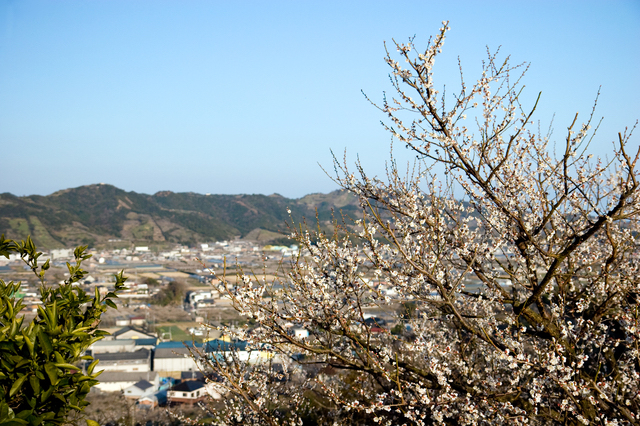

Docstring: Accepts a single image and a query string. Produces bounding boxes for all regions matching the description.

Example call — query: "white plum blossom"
[194,23,639,426]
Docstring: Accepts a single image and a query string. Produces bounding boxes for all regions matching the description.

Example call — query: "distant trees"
[197,23,639,426]
[143,276,159,286]
[0,236,125,426]
[152,280,186,306]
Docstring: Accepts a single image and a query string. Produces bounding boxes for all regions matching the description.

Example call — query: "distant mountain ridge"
[0,184,360,249]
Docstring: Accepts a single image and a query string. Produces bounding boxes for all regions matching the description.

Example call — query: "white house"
[89,338,156,354]
[187,290,216,308]
[94,371,159,392]
[123,380,157,399]
[167,381,207,405]
[90,340,136,354]
[92,348,151,372]
[110,326,156,341]
[154,342,204,375]
[205,339,272,364]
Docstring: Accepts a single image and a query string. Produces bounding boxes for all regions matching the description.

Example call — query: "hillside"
[0,184,360,249]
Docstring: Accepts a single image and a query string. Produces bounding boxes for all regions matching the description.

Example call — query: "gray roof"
[180,371,205,381]
[133,380,154,391]
[94,348,150,362]
[98,371,158,383]
[154,341,204,359]
[92,339,136,347]
[156,341,202,349]
[92,338,156,348]
[112,326,156,339]
[155,342,204,359]
[155,347,195,359]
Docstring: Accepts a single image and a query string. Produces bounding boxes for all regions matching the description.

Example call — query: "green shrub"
[0,235,125,426]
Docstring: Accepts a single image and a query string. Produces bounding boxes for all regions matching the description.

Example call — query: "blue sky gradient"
[1,1,638,198]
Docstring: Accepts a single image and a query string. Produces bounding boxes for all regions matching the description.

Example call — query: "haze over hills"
[0,184,360,249]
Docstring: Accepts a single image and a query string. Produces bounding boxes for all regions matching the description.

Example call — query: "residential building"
[167,381,207,405]
[154,341,204,376]
[92,348,151,372]
[109,326,156,341]
[138,390,167,408]
[122,380,156,400]
[94,371,159,392]
[89,338,156,354]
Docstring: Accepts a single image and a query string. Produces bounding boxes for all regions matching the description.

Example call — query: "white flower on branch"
[192,23,639,426]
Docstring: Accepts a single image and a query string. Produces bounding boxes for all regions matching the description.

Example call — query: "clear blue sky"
[1,1,638,198]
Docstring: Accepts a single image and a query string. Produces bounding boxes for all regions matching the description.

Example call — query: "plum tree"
[200,23,639,426]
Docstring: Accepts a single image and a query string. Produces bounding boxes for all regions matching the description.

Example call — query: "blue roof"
[156,341,203,349]
[205,339,247,352]
[135,338,157,346]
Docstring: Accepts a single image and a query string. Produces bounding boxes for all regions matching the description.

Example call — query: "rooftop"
[94,348,150,361]
[170,380,205,392]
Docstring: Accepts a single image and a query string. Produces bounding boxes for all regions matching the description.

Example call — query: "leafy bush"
[0,235,125,426]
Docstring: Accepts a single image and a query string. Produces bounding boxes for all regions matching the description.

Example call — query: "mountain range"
[0,184,360,249]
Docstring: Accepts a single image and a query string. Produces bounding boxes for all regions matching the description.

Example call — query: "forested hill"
[0,184,359,249]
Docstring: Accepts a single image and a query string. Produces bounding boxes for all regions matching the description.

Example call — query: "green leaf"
[104,299,117,309]
[44,363,59,386]
[25,397,36,409]
[54,363,78,370]
[36,306,49,327]
[0,419,29,425]
[9,375,27,397]
[40,386,53,403]
[86,420,100,426]
[21,333,34,357]
[37,330,52,357]
[0,402,13,420]
[28,376,39,394]
[8,319,18,338]
[15,408,32,419]
[86,359,99,376]
[6,299,14,318]
[14,360,29,369]
[46,301,57,328]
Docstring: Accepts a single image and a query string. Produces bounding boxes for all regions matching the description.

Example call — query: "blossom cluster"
[196,24,639,426]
